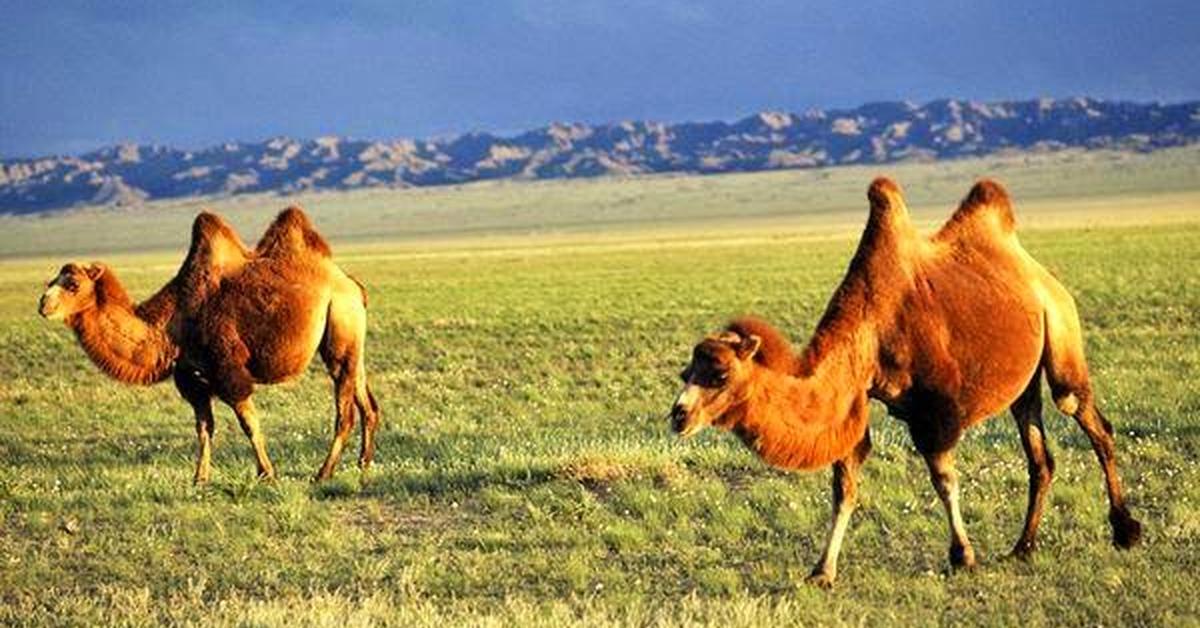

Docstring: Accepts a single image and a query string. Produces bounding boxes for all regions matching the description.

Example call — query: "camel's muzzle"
[669,404,706,439]
[670,404,688,433]
[670,384,707,438]
[38,289,67,320]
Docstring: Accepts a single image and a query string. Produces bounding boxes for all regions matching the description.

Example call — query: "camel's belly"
[228,284,330,384]
[881,260,1045,443]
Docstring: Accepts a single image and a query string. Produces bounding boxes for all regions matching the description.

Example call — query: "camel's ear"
[735,334,762,360]
[85,262,106,281]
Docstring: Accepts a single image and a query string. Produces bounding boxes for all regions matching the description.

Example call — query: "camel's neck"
[730,366,871,471]
[723,188,922,469]
[67,275,179,385]
[729,281,879,470]
[135,277,180,333]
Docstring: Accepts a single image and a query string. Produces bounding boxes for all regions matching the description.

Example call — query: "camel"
[38,207,379,483]
[669,178,1141,586]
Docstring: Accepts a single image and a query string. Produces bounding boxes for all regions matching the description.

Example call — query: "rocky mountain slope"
[3,97,1198,214]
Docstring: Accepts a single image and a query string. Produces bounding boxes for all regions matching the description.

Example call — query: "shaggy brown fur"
[175,211,253,314]
[43,263,180,385]
[670,177,1142,586]
[39,207,379,483]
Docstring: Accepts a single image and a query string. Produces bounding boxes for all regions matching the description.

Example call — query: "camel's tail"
[726,316,799,374]
[348,273,368,308]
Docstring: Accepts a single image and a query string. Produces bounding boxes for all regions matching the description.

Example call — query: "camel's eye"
[63,279,79,292]
[694,367,726,388]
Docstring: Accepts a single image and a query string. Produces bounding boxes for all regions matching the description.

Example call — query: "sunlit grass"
[1,155,1198,624]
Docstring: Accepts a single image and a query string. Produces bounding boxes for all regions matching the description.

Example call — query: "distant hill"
[3,97,1198,214]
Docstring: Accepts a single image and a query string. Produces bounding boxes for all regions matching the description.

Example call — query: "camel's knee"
[1053,391,1079,416]
[831,465,860,509]
[357,396,379,428]
[337,411,356,433]
[1020,433,1055,484]
[1037,451,1056,481]
[927,462,959,496]
[1028,462,1054,495]
[232,401,262,435]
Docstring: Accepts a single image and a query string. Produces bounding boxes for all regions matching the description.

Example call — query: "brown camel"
[669,178,1141,586]
[38,207,379,483]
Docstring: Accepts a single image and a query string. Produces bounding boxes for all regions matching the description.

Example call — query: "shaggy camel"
[669,178,1141,586]
[38,207,379,483]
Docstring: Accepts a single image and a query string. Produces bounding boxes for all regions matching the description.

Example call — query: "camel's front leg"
[808,429,872,588]
[175,368,216,485]
[232,398,275,479]
[193,402,215,484]
[923,449,976,569]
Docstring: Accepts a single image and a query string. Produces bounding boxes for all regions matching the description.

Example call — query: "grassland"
[1,149,1198,625]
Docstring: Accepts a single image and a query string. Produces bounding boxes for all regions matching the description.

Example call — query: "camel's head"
[39,262,106,320]
[670,330,762,438]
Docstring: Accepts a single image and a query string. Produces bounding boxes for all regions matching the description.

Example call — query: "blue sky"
[2,0,1198,158]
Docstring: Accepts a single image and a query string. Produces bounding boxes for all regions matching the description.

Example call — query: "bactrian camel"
[669,178,1141,586]
[38,207,379,483]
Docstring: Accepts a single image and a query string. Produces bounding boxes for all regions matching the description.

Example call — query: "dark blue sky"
[2,0,1198,158]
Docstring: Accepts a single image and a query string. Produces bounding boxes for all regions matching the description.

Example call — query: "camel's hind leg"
[1058,389,1142,548]
[1042,294,1142,548]
[807,429,872,588]
[355,384,380,471]
[314,357,357,481]
[1011,369,1055,557]
[314,279,377,481]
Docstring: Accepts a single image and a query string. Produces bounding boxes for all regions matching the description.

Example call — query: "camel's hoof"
[949,545,977,570]
[193,477,210,486]
[1009,539,1037,561]
[1111,510,1143,549]
[805,571,836,589]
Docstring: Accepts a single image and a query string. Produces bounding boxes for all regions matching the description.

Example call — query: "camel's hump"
[190,211,248,250]
[859,176,916,248]
[867,176,907,218]
[177,211,252,311]
[944,179,1016,234]
[255,205,332,259]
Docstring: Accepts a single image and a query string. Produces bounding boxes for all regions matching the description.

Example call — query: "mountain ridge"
[3,97,1198,214]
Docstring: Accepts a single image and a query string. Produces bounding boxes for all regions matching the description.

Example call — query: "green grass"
[1,150,1198,625]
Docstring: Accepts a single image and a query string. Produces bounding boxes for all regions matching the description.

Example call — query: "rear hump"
[941,179,1017,236]
[256,206,333,259]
